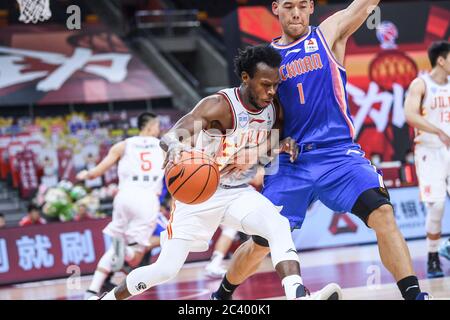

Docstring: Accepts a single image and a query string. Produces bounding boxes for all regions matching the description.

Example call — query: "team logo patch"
[304,38,319,53]
[238,111,249,128]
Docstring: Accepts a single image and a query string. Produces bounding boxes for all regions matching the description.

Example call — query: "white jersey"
[414,74,450,148]
[117,136,165,192]
[195,87,275,186]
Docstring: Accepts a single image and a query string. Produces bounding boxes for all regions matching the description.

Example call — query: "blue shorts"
[262,141,384,229]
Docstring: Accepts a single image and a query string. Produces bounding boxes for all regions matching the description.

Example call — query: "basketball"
[165,150,220,205]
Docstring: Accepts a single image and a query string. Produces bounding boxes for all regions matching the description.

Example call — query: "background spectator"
[74,204,92,221]
[19,204,47,227]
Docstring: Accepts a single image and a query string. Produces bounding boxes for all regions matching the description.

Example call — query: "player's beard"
[249,92,265,110]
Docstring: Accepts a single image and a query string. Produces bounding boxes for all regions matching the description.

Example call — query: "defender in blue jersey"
[213,0,429,300]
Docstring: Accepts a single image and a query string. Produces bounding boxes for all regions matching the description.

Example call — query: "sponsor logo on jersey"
[249,118,266,124]
[305,38,319,53]
[286,48,302,57]
[238,111,249,128]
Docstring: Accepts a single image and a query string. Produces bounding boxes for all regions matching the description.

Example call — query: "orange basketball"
[165,150,219,205]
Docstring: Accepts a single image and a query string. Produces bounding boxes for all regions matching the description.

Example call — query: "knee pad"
[351,187,392,227]
[425,202,445,235]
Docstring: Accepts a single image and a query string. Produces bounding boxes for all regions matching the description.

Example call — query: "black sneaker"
[427,252,444,278]
[210,291,232,300]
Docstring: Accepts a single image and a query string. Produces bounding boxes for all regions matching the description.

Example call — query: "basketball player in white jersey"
[76,112,165,299]
[204,166,265,278]
[99,45,341,300]
[404,41,450,278]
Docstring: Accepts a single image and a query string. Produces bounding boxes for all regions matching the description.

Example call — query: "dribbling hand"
[163,143,191,169]
[274,137,299,163]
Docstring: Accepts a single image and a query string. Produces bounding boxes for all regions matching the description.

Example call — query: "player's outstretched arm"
[160,95,232,166]
[319,0,380,63]
[76,141,125,181]
[404,78,450,147]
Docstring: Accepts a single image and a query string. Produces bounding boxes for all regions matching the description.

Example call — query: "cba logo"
[136,282,147,291]
[371,21,418,91]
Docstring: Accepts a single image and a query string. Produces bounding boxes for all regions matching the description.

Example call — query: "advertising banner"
[293,187,450,250]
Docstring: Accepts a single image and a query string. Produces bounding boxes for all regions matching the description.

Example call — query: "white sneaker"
[205,263,227,278]
[297,283,343,300]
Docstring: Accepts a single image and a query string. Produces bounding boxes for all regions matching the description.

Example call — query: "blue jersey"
[271,26,356,145]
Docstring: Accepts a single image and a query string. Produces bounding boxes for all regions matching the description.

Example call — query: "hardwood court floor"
[0,239,448,300]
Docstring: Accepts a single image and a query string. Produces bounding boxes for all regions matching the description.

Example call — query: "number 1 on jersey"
[297,83,305,104]
[140,152,152,171]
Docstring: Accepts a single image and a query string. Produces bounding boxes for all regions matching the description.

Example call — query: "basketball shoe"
[427,252,444,278]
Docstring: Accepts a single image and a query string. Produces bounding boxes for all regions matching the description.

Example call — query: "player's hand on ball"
[437,130,450,148]
[76,170,89,181]
[275,137,299,163]
[163,143,191,168]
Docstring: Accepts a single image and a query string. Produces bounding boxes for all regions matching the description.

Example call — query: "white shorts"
[103,186,160,247]
[414,145,450,202]
[161,185,280,252]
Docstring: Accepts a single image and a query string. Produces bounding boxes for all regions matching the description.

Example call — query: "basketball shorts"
[161,185,281,252]
[414,145,450,202]
[263,142,386,229]
[103,186,160,247]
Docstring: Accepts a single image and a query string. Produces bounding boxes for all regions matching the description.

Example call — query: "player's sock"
[88,270,110,293]
[427,238,440,253]
[214,275,239,300]
[281,274,304,300]
[397,275,421,300]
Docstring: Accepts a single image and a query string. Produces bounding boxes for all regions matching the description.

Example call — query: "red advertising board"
[0,218,110,285]
[0,217,226,285]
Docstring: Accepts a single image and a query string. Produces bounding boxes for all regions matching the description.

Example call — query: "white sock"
[427,238,440,253]
[101,289,117,300]
[281,275,303,300]
[88,271,109,293]
[210,251,224,266]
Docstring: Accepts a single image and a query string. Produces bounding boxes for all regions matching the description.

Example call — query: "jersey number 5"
[297,83,305,104]
[140,152,152,171]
